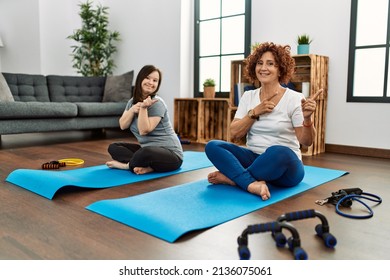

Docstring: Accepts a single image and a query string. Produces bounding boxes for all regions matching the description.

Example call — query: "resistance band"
[316,188,382,219]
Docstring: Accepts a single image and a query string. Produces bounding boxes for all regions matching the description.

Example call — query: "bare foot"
[106,160,129,170]
[133,166,154,175]
[247,181,271,200]
[208,171,236,186]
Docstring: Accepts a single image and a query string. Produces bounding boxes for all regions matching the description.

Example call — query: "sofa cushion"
[2,73,50,102]
[102,71,134,102]
[75,102,127,117]
[47,75,106,102]
[0,119,79,135]
[0,102,78,119]
[0,73,14,102]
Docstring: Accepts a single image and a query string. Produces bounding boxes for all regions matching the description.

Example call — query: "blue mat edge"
[4,151,213,200]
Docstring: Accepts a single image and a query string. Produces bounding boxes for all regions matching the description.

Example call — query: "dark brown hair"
[132,65,162,104]
[245,42,295,84]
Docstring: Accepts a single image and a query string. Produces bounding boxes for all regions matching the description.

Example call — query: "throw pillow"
[103,70,134,102]
[0,73,14,102]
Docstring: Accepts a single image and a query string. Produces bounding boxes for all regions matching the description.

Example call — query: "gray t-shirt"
[126,96,183,160]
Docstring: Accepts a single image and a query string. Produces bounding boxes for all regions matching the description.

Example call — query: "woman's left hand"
[301,89,322,118]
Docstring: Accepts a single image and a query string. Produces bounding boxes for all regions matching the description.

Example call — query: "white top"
[235,87,305,159]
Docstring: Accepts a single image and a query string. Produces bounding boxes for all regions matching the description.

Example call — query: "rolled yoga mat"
[86,165,348,243]
[5,151,213,199]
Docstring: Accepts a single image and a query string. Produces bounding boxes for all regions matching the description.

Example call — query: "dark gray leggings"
[107,142,183,173]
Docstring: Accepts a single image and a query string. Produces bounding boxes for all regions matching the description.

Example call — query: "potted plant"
[297,34,313,55]
[203,78,216,98]
[251,42,261,52]
[67,1,120,76]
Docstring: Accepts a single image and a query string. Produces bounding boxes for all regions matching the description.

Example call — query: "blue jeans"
[205,140,304,190]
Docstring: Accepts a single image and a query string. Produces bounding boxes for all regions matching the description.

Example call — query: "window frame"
[194,0,252,98]
[347,0,390,103]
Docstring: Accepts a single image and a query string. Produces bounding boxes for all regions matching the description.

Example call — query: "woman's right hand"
[253,93,277,116]
[119,102,141,130]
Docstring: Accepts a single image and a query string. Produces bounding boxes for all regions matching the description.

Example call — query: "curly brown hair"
[245,42,295,85]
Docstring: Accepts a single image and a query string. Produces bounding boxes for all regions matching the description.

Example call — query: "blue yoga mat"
[5,151,213,199]
[86,165,348,243]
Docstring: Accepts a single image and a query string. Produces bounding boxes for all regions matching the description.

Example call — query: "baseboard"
[325,144,390,159]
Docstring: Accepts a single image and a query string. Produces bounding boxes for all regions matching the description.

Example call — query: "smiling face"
[141,70,160,97]
[255,51,280,85]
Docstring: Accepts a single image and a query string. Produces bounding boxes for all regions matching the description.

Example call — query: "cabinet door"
[198,98,230,143]
[174,98,200,141]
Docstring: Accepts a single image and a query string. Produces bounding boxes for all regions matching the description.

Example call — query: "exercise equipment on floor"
[315,187,382,219]
[238,221,307,260]
[41,161,66,170]
[41,158,84,169]
[274,209,337,249]
[237,209,335,260]
[58,158,85,166]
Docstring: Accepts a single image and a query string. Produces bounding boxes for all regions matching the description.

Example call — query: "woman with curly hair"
[106,65,183,174]
[205,42,322,200]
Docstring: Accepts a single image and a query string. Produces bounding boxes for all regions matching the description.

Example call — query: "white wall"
[100,0,183,121]
[39,0,81,75]
[0,0,389,150]
[0,0,41,73]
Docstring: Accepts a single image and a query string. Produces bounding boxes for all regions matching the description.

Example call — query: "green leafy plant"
[251,42,261,52]
[203,78,216,87]
[67,1,120,76]
[297,34,313,45]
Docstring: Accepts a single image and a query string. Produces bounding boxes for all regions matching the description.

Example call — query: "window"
[347,0,390,102]
[194,0,251,98]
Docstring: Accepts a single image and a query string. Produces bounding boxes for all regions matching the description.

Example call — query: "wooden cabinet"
[229,60,257,108]
[174,98,231,144]
[291,54,329,156]
[173,98,200,142]
[174,54,328,156]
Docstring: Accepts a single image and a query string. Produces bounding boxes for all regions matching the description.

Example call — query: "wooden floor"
[1,130,389,260]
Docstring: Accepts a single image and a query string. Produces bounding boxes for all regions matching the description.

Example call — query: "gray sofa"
[0,71,133,138]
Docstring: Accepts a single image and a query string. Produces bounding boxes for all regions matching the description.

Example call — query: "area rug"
[86,165,348,242]
[5,151,213,199]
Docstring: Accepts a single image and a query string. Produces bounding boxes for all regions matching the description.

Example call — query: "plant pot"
[203,86,215,98]
[297,44,310,55]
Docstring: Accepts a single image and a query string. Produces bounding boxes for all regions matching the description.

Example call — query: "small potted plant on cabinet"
[203,78,216,98]
[297,34,313,55]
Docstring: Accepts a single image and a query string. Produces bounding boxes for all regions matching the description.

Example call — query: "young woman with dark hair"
[106,65,183,174]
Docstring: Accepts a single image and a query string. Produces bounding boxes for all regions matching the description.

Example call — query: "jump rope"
[41,158,84,169]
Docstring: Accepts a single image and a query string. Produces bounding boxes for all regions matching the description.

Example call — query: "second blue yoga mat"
[5,151,213,199]
[86,165,348,243]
